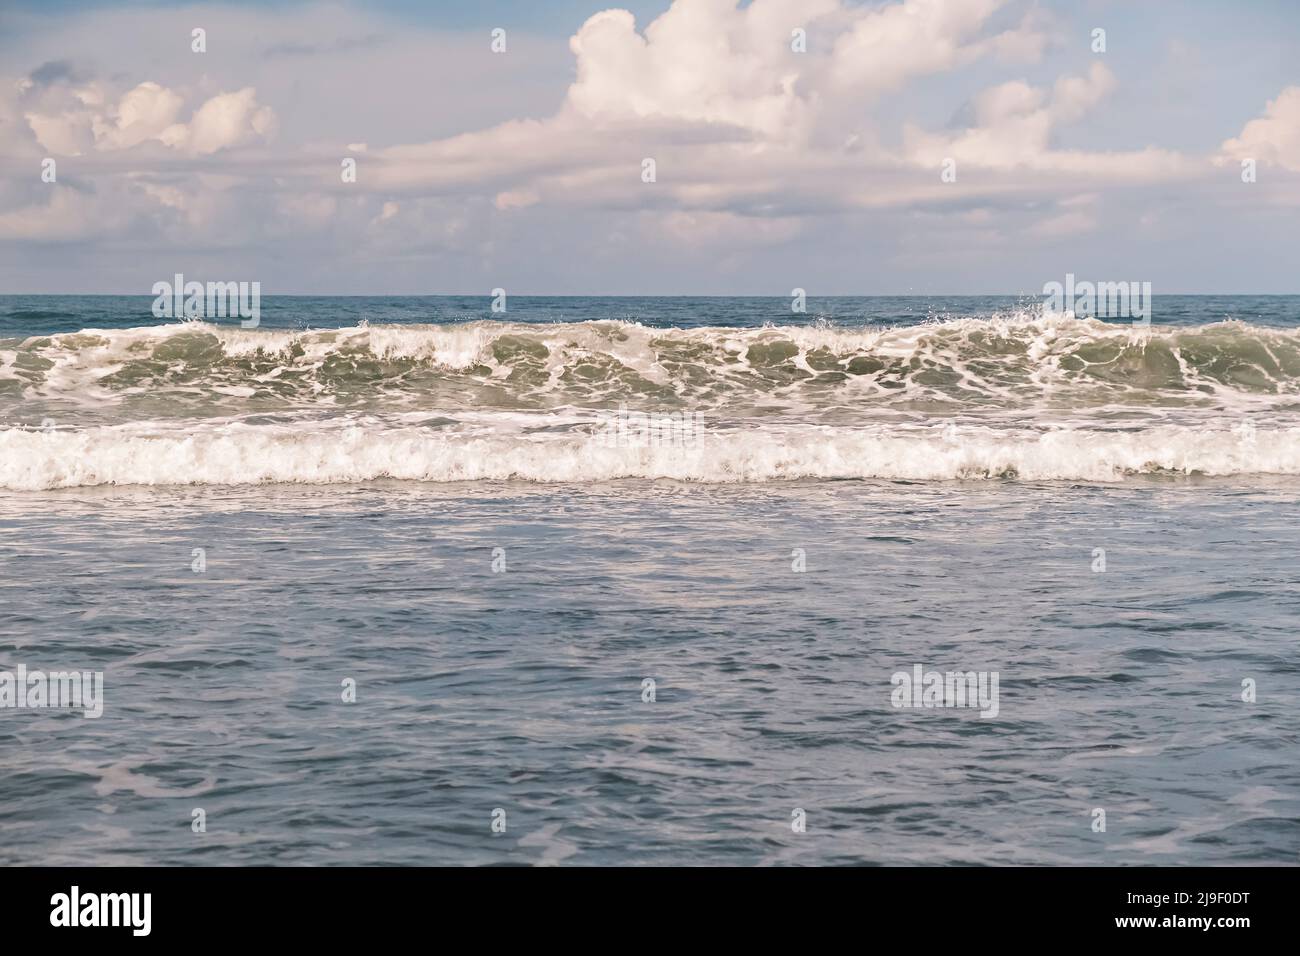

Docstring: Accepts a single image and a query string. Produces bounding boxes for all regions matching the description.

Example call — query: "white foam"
[3,420,1297,490]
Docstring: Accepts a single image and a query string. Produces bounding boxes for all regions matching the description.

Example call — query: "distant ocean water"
[1,295,1297,865]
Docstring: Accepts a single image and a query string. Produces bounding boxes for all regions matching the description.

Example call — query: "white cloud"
[368,2,1189,214]
[901,62,1192,180]
[1,0,1295,290]
[1219,86,1300,172]
[21,80,276,156]
[91,81,185,150]
[180,88,278,155]
[564,2,829,139]
[829,0,1046,93]
[23,108,94,155]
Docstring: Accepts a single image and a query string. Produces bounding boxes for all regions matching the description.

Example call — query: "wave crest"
[3,316,1300,417]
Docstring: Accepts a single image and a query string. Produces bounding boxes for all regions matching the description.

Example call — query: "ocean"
[1,294,1297,865]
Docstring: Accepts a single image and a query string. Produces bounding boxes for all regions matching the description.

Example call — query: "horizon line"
[4,291,1300,298]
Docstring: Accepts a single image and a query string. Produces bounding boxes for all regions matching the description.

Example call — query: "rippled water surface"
[2,479,1297,865]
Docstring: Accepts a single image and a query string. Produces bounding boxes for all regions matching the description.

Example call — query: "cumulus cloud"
[90,82,185,150]
[0,0,1296,291]
[564,3,823,139]
[367,2,1184,213]
[1219,86,1300,172]
[20,78,276,156]
[176,88,278,155]
[828,0,1047,93]
[899,61,1189,179]
[556,0,1050,145]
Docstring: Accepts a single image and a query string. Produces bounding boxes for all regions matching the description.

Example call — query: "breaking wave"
[3,315,1300,414]
[3,315,1300,488]
[2,419,1296,490]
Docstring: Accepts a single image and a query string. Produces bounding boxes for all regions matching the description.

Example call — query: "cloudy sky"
[1,0,1297,294]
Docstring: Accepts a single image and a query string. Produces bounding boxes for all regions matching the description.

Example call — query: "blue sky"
[1,0,1297,293]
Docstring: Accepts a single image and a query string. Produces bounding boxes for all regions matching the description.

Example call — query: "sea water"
[1,295,1296,864]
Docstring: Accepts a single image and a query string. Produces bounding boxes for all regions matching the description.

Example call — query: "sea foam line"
[2,421,1296,489]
